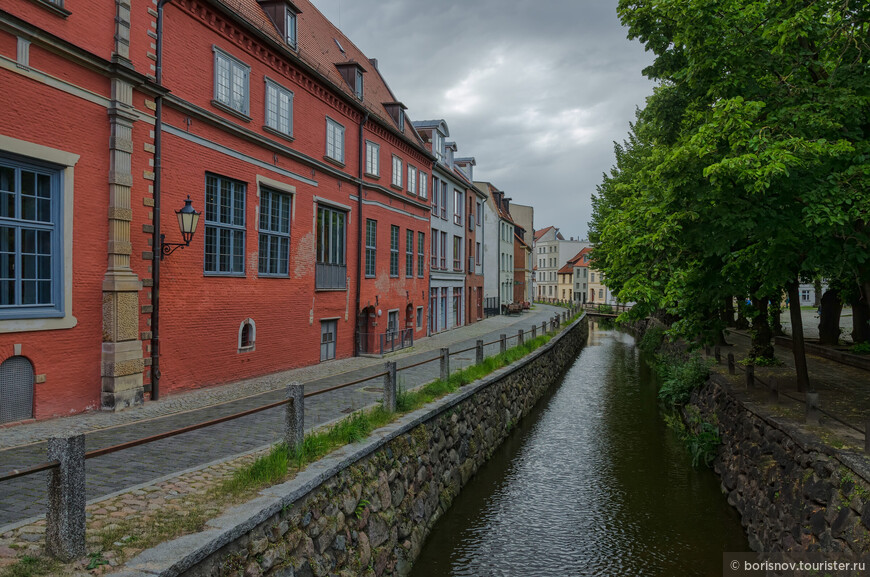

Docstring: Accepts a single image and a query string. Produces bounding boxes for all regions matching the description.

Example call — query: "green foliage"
[663,409,721,469]
[596,304,614,314]
[590,0,870,343]
[0,556,58,577]
[850,342,870,355]
[638,324,666,355]
[354,499,370,519]
[657,353,711,408]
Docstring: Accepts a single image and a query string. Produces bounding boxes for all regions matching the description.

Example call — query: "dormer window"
[257,1,300,50]
[285,9,297,48]
[336,62,365,101]
[383,102,407,133]
[355,69,364,99]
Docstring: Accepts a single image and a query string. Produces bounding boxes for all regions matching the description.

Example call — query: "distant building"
[533,227,587,302]
[510,203,535,302]
[476,181,515,312]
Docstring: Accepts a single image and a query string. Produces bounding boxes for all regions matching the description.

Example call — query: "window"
[0,158,62,318]
[453,236,462,270]
[387,310,399,337]
[238,318,256,352]
[213,48,250,116]
[432,177,439,213]
[354,68,364,99]
[599,289,604,299]
[321,319,337,361]
[440,181,447,219]
[440,231,447,269]
[430,228,438,269]
[392,156,402,188]
[405,229,414,277]
[416,306,423,329]
[258,187,291,276]
[365,141,379,176]
[285,9,298,48]
[316,206,346,289]
[433,132,444,162]
[590,273,595,282]
[326,118,345,163]
[453,190,463,225]
[265,80,293,137]
[477,202,482,226]
[417,231,425,277]
[419,172,428,200]
[407,166,417,195]
[365,219,377,278]
[389,225,399,277]
[476,241,481,265]
[205,174,245,275]
[801,289,811,302]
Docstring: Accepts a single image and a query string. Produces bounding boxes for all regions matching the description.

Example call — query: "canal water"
[410,324,748,576]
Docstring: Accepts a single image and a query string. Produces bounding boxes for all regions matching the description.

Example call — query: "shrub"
[850,342,870,355]
[657,353,711,408]
[596,303,614,314]
[639,324,666,355]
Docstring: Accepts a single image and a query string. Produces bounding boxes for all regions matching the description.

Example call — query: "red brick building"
[0,0,433,422]
[453,158,485,325]
[514,230,531,304]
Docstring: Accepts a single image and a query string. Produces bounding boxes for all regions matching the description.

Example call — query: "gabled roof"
[534,226,556,241]
[514,232,529,249]
[558,262,574,274]
[567,247,593,267]
[219,0,426,151]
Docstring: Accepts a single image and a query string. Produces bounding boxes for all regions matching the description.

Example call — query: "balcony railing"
[453,259,461,271]
[468,219,475,231]
[468,256,475,272]
[315,262,347,290]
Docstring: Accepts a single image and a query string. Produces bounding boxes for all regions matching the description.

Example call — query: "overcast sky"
[311,0,655,240]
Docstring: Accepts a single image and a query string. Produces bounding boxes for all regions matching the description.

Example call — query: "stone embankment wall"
[692,376,870,554]
[121,315,589,577]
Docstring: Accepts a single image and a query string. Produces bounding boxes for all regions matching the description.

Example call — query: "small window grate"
[0,356,34,424]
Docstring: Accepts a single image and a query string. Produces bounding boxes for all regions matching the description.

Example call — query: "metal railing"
[381,328,413,355]
[0,306,585,560]
[314,262,347,290]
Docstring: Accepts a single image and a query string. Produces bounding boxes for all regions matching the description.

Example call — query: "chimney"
[369,58,378,70]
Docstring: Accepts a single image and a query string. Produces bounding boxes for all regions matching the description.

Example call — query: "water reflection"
[410,324,747,577]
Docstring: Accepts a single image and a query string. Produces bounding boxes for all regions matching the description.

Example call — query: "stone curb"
[118,314,584,576]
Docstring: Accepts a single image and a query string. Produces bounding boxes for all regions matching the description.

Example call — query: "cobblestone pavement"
[0,305,566,527]
[721,330,870,438]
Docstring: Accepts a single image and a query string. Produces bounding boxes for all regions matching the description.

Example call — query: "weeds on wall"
[642,324,721,469]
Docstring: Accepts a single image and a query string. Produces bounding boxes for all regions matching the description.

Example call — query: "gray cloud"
[312,0,655,239]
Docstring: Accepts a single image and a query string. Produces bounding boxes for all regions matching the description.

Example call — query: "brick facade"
[0,0,433,420]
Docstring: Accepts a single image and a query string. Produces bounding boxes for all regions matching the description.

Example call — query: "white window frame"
[326,118,345,163]
[213,46,250,116]
[391,156,402,188]
[419,171,428,200]
[407,165,417,195]
[365,141,379,176]
[285,9,297,49]
[264,78,293,137]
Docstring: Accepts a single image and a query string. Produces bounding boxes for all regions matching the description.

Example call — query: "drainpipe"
[150,0,171,401]
[354,111,369,356]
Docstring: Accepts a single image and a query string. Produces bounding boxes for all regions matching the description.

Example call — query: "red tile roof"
[557,263,574,275]
[218,0,425,149]
[534,226,555,241]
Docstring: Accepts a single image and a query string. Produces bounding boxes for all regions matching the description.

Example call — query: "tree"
[591,0,868,391]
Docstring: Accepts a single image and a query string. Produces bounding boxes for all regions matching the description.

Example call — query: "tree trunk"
[736,297,749,330]
[769,294,784,337]
[813,278,823,308]
[787,281,809,392]
[851,286,870,344]
[751,297,775,360]
[818,289,842,346]
[722,297,736,328]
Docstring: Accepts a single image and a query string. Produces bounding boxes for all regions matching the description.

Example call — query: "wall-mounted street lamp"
[160,196,200,259]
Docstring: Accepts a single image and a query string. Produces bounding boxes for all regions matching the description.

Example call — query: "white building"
[476,181,514,312]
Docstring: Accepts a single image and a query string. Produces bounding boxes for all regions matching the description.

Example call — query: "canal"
[410,323,748,576]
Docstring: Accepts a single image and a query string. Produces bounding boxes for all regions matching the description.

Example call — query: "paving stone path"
[0,305,565,528]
